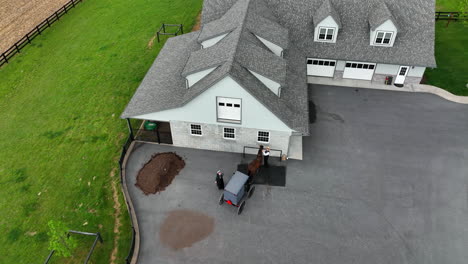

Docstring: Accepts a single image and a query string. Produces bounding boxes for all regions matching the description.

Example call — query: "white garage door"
[217,97,241,122]
[307,58,336,77]
[343,61,376,80]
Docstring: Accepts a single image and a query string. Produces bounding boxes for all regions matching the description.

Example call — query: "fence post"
[36,26,41,35]
[2,53,8,63]
[14,43,20,53]
[180,24,184,34]
[55,11,60,21]
[26,35,31,43]
[63,5,67,14]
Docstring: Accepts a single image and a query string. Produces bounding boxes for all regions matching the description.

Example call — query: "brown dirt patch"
[192,12,201,31]
[135,152,185,195]
[159,210,214,250]
[0,0,72,53]
[109,168,121,264]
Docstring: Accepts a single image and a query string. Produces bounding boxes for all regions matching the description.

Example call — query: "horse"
[247,145,263,177]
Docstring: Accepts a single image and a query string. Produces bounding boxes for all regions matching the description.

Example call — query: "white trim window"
[318,27,335,41]
[374,31,393,45]
[190,124,202,136]
[257,131,270,143]
[223,127,236,140]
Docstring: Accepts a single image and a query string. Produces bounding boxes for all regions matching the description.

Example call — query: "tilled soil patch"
[159,210,215,250]
[135,152,185,195]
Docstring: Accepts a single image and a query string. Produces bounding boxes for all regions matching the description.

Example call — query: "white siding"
[201,33,228,49]
[407,66,426,77]
[254,35,283,57]
[134,76,292,132]
[248,70,281,96]
[370,19,398,47]
[314,16,339,43]
[375,63,400,75]
[186,67,217,87]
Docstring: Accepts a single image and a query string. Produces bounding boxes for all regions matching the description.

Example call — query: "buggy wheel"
[219,193,224,205]
[248,186,255,198]
[237,201,246,215]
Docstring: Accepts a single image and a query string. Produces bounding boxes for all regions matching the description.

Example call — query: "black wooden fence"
[435,11,468,21]
[0,0,84,67]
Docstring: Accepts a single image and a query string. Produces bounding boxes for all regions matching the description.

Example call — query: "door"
[343,62,376,80]
[394,66,409,85]
[217,97,241,123]
[307,58,336,77]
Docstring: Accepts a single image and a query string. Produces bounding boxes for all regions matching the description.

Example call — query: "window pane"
[363,64,369,69]
[257,131,270,142]
[318,61,324,65]
[226,103,232,107]
[357,64,363,69]
[234,104,240,108]
[346,63,351,67]
[377,32,384,38]
[369,65,375,69]
[330,61,336,66]
[312,60,318,65]
[307,59,312,64]
[352,63,357,68]
[383,38,390,44]
[218,102,225,106]
[376,37,383,44]
[320,28,326,34]
[324,61,330,66]
[326,29,334,40]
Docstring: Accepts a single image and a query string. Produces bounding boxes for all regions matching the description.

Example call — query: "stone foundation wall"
[170,120,291,156]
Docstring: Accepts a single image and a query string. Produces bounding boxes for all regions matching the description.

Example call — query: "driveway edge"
[308,77,468,104]
[120,141,140,264]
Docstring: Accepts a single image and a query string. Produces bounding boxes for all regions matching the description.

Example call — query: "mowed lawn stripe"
[0,0,202,263]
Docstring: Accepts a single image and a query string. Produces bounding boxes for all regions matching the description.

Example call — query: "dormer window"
[374,31,393,45]
[318,27,335,41]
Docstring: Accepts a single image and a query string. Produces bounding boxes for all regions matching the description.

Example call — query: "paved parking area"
[125,85,468,264]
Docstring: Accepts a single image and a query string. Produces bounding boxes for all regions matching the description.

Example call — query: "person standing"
[262,147,270,168]
[215,170,224,190]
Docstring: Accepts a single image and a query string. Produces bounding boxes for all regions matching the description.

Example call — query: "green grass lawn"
[425,20,468,96]
[436,0,462,11]
[0,0,202,263]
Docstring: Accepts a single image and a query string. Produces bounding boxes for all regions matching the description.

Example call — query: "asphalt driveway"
[125,85,468,264]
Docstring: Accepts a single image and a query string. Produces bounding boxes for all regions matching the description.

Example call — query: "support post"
[2,53,8,63]
[180,24,184,34]
[126,119,134,140]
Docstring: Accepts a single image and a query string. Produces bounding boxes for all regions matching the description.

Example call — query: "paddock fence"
[0,0,85,67]
[435,11,468,21]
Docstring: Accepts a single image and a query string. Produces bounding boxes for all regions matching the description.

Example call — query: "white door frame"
[394,66,410,85]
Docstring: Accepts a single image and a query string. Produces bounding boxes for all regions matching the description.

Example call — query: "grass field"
[0,0,202,263]
[425,20,468,96]
[436,0,463,11]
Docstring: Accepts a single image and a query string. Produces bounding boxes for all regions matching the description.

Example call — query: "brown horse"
[247,145,263,177]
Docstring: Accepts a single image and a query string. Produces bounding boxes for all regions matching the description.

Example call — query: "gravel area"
[0,0,71,53]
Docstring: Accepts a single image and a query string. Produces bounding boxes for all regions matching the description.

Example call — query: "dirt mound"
[135,152,185,195]
[159,210,214,250]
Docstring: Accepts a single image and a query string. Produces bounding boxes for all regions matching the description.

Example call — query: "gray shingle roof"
[313,0,342,28]
[202,0,436,67]
[122,0,309,134]
[368,1,399,31]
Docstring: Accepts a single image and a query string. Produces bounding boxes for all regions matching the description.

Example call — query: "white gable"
[248,69,281,96]
[254,34,283,57]
[370,19,398,47]
[134,76,292,132]
[201,33,228,49]
[186,67,217,88]
[314,16,339,43]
